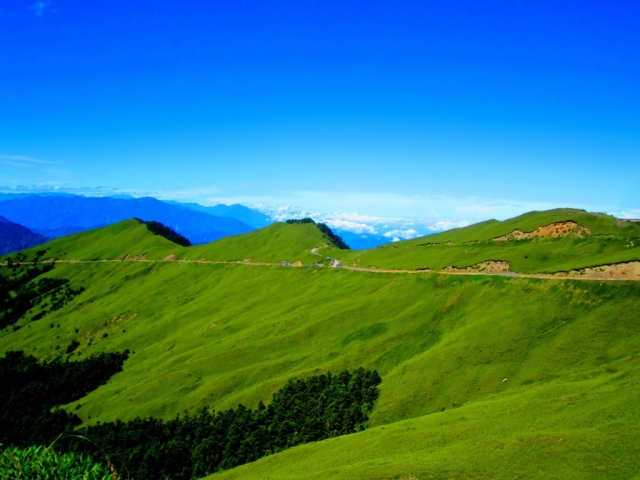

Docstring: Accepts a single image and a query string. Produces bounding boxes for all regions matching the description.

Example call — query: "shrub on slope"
[285,218,350,250]
[134,218,192,247]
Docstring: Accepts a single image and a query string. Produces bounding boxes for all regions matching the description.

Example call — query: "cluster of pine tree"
[0,255,84,330]
[134,218,192,247]
[67,368,381,479]
[0,344,381,480]
[285,218,350,249]
[0,350,130,447]
[0,349,381,479]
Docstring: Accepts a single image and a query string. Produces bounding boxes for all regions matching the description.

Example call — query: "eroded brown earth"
[493,221,591,241]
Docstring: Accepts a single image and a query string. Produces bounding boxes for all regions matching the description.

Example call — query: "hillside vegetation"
[0,209,639,479]
[335,209,640,273]
[6,220,344,265]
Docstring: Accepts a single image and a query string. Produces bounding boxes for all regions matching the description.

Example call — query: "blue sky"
[1,1,639,238]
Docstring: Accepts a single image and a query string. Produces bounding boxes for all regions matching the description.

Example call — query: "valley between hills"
[1,208,639,479]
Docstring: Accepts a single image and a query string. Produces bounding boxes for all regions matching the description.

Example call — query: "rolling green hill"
[404,208,640,244]
[8,218,182,261]
[1,209,639,479]
[334,209,640,273]
[7,220,343,265]
[184,221,343,264]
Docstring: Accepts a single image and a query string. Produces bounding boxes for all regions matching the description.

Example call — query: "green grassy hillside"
[6,220,341,265]
[335,209,640,273]
[5,219,182,261]
[211,361,640,479]
[1,209,639,479]
[404,208,640,244]
[184,221,341,264]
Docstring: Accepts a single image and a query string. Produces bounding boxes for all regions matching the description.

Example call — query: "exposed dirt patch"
[443,260,511,274]
[162,254,177,261]
[493,221,591,241]
[419,240,455,247]
[291,260,303,267]
[83,313,137,346]
[129,254,147,261]
[552,261,640,280]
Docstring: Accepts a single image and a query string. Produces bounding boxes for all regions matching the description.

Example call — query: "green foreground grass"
[1,210,639,478]
[0,444,113,479]
[211,367,640,479]
[1,261,639,478]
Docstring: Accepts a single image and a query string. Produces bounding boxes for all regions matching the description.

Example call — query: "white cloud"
[383,229,420,240]
[0,154,57,167]
[427,220,471,232]
[203,190,567,222]
[0,184,223,201]
[323,219,378,235]
[29,1,50,17]
[618,209,640,220]
[2,183,632,242]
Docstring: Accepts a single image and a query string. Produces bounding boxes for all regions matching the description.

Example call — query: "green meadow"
[1,210,639,478]
[335,209,640,272]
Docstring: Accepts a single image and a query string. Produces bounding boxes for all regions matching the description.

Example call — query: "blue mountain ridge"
[0,215,49,255]
[0,194,397,249]
[165,201,272,229]
[0,195,253,244]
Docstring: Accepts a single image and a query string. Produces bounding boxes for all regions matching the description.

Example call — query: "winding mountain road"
[5,253,639,282]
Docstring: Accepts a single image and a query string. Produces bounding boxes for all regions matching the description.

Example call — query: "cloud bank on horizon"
[0,183,633,242]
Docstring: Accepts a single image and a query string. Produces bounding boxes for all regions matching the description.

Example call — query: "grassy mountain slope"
[8,219,182,261]
[335,209,640,273]
[405,208,640,244]
[210,363,639,479]
[9,220,343,265]
[1,209,639,478]
[184,221,341,264]
[1,262,638,478]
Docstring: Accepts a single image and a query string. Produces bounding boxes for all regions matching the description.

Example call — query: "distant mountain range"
[164,201,272,229]
[0,194,256,244]
[0,215,49,255]
[0,193,397,250]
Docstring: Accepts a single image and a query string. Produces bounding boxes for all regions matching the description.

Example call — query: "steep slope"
[0,262,638,479]
[210,362,640,479]
[5,219,181,261]
[1,209,639,479]
[5,219,346,265]
[0,194,254,243]
[183,221,343,264]
[0,216,49,254]
[335,209,640,274]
